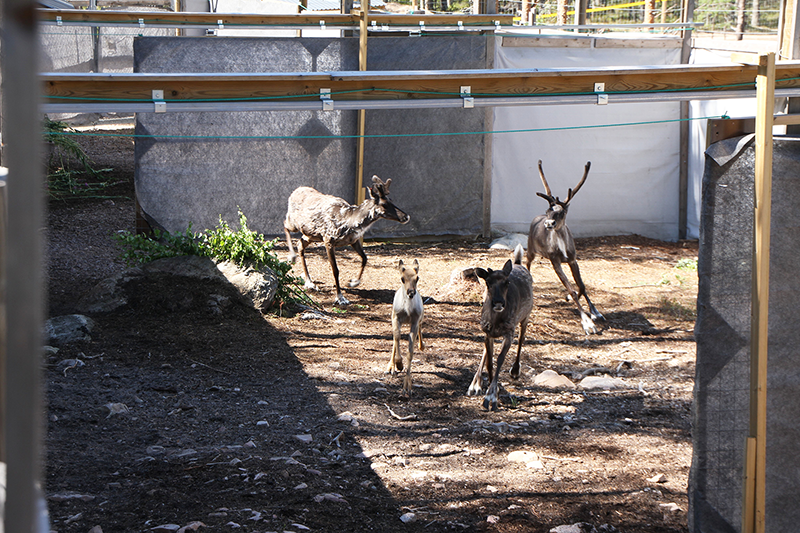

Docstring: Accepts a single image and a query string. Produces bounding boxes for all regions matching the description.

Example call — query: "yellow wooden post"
[355,8,368,207]
[731,50,775,533]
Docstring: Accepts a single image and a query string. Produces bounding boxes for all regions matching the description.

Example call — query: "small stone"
[648,473,667,483]
[579,376,628,390]
[534,370,577,389]
[508,450,539,463]
[294,434,313,443]
[293,483,308,490]
[487,515,500,524]
[659,502,682,512]
[257,420,270,426]
[399,512,416,523]
[150,525,180,532]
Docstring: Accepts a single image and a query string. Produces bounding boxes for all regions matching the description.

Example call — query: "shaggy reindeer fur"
[284,176,409,306]
[468,245,533,411]
[526,160,603,335]
[387,259,424,396]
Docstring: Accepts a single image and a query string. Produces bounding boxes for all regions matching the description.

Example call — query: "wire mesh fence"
[478,0,780,34]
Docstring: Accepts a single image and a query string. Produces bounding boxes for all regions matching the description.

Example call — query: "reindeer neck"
[342,199,382,231]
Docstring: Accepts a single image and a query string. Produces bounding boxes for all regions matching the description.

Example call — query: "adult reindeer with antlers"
[526,160,603,335]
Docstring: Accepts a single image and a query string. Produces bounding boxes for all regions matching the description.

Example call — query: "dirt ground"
[44,127,697,533]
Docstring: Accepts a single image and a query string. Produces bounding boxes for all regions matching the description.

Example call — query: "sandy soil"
[44,128,696,533]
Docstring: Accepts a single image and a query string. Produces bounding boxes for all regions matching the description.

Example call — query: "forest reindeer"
[526,160,603,335]
[284,176,410,306]
[468,245,533,411]
[387,259,425,396]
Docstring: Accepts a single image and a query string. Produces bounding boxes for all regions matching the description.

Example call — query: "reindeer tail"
[513,243,525,266]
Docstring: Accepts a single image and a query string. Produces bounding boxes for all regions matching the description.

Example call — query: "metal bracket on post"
[320,88,334,111]
[56,15,63,26]
[152,89,166,113]
[594,82,608,105]
[217,19,224,31]
[458,20,464,30]
[494,20,501,31]
[320,19,326,30]
[461,86,474,109]
[139,18,145,30]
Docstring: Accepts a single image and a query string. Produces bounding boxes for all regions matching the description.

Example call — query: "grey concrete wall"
[689,137,800,533]
[134,35,488,238]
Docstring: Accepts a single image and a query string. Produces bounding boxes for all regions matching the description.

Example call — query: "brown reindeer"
[468,244,533,411]
[284,176,409,306]
[387,259,425,396]
[526,160,603,335]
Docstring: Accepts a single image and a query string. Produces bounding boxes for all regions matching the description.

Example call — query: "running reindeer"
[284,176,410,306]
[526,160,603,335]
[468,245,533,411]
[387,259,424,396]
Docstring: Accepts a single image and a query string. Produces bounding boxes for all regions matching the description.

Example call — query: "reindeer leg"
[284,227,298,264]
[324,240,349,306]
[403,319,420,396]
[388,311,403,374]
[348,240,368,288]
[297,237,317,291]
[568,260,604,321]
[551,258,597,335]
[484,334,512,411]
[510,317,528,379]
[468,337,492,396]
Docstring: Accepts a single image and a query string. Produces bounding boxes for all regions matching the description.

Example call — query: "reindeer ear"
[397,259,404,271]
[475,267,489,280]
[502,260,513,276]
[384,178,392,191]
[412,259,419,273]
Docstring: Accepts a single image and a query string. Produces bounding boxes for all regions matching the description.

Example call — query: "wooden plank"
[746,51,774,533]
[40,62,800,104]
[592,37,683,48]
[356,8,368,205]
[37,8,513,27]
[502,36,592,48]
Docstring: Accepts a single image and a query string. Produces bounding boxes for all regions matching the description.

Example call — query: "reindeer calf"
[468,244,533,411]
[387,259,425,396]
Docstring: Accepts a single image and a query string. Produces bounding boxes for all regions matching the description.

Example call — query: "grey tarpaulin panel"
[133,36,487,238]
[689,137,800,533]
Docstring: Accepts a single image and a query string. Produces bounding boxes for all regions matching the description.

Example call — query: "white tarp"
[491,35,683,241]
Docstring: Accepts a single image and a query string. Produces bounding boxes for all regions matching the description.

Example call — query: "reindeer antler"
[537,160,552,197]
[566,161,591,204]
[371,175,392,198]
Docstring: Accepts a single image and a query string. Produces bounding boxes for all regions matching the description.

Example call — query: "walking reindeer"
[284,176,410,306]
[526,160,603,335]
[468,245,533,411]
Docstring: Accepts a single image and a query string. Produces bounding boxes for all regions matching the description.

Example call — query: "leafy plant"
[676,258,698,271]
[44,117,120,200]
[114,209,316,314]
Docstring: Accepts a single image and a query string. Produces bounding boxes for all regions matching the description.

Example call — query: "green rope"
[48,114,727,141]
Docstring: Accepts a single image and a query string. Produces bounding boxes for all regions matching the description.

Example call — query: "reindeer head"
[368,175,410,225]
[536,160,591,231]
[397,259,420,299]
[475,259,513,314]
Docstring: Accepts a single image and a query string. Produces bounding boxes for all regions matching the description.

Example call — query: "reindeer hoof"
[304,280,318,291]
[334,295,351,306]
[510,364,520,380]
[581,315,598,335]
[482,397,499,411]
[287,252,297,264]
[467,384,482,397]
[348,279,361,288]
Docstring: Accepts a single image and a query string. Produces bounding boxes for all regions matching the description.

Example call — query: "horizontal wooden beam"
[41,62,800,105]
[37,8,514,28]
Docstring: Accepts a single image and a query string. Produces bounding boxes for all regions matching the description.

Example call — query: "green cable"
[47,114,727,141]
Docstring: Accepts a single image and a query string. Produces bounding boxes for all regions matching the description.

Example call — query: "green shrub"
[114,210,316,314]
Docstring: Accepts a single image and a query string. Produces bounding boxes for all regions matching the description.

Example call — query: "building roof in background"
[306,0,385,11]
[39,0,75,8]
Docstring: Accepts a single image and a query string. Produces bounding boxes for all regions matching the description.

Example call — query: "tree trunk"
[735,0,746,40]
